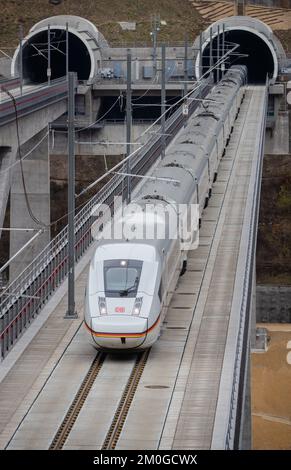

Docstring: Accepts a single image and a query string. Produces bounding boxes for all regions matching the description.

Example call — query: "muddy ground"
[252,324,291,449]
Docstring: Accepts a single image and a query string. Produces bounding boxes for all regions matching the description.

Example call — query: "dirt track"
[252,324,291,449]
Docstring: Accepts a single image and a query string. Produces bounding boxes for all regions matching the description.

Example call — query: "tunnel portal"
[195,17,285,85]
[202,29,275,83]
[12,16,106,84]
[22,29,91,83]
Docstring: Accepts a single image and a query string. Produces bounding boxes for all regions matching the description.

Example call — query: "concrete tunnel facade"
[11,15,108,84]
[194,16,286,84]
[11,14,286,87]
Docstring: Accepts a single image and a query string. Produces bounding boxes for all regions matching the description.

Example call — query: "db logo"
[287,81,291,105]
[115,307,125,313]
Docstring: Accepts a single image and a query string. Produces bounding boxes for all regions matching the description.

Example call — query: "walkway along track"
[49,352,106,450]
[0,86,208,447]
[0,80,211,360]
[0,86,266,450]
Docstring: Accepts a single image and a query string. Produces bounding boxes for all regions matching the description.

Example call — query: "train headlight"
[98,296,107,315]
[132,297,143,316]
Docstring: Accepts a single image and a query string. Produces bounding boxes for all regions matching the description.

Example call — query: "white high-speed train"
[84,66,247,350]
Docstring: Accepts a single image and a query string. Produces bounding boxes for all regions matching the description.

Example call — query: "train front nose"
[89,315,148,350]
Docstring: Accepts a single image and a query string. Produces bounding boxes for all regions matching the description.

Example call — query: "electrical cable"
[75,95,122,132]
[131,73,159,102]
[1,42,242,232]
[0,89,127,230]
[132,42,241,145]
[54,75,162,135]
[1,88,48,228]
[53,95,121,134]
[69,43,243,203]
[0,130,49,175]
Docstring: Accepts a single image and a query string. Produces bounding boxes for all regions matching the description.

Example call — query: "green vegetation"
[277,184,291,210]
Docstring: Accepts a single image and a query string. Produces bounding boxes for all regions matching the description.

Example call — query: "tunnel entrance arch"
[13,27,94,83]
[11,15,108,84]
[194,17,286,84]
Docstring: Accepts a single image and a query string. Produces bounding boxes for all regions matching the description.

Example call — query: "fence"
[225,79,268,449]
[0,79,211,359]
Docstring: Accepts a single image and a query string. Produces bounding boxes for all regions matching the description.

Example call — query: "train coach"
[84,66,247,350]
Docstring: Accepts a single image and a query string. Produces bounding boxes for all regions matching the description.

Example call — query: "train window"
[104,259,143,298]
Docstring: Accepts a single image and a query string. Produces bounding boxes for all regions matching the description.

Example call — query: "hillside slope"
[0,0,206,48]
[257,155,291,284]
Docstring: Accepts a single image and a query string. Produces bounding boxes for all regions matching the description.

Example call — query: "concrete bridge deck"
[0,78,69,276]
[0,86,266,450]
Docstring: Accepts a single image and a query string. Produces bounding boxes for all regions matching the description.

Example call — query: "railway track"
[50,352,106,450]
[102,349,150,450]
[1,85,265,451]
[49,349,150,450]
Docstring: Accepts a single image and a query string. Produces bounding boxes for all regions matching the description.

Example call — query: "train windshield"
[104,259,143,298]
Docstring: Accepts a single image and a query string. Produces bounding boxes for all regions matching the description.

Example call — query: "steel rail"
[0,76,70,127]
[49,352,106,450]
[0,79,211,359]
[49,349,149,450]
[102,349,150,450]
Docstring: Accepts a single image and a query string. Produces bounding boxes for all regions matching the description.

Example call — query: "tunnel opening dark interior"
[202,30,275,83]
[22,29,91,83]
[98,96,181,121]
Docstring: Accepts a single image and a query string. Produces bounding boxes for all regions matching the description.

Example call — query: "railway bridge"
[0,13,289,450]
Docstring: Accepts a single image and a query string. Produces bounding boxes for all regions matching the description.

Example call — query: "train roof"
[137,165,195,206]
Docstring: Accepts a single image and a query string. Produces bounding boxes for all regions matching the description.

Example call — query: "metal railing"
[0,76,69,127]
[0,79,211,359]
[225,80,268,449]
[93,76,196,86]
[104,118,156,125]
[108,41,189,49]
[0,75,67,96]
[0,76,20,90]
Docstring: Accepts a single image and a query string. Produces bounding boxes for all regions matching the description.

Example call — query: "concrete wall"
[9,129,51,281]
[265,111,289,154]
[257,285,291,322]
[99,46,195,85]
[0,99,67,232]
[0,99,66,280]
[265,91,289,155]
[0,57,12,78]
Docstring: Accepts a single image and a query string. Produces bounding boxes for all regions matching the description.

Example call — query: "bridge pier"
[0,144,18,237]
[0,82,68,279]
[265,84,289,154]
[75,87,101,124]
[9,129,50,281]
